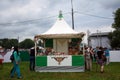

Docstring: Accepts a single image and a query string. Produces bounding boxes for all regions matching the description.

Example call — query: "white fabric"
[35,17,85,38]
[3,51,13,63]
[43,18,78,35]
[47,55,72,66]
[53,39,68,54]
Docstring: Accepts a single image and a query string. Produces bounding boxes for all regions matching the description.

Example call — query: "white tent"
[35,11,85,54]
[3,51,12,63]
[34,11,85,72]
[35,11,85,39]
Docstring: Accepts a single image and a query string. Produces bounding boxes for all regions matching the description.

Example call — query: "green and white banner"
[48,55,71,66]
[36,55,84,67]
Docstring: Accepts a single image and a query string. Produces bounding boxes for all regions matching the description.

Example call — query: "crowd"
[84,46,110,73]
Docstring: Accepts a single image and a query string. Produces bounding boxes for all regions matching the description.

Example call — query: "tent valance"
[35,33,85,39]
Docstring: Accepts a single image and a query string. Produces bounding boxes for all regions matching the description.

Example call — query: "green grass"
[0,62,120,80]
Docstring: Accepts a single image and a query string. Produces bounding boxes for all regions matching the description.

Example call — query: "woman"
[96,47,105,73]
[10,46,22,79]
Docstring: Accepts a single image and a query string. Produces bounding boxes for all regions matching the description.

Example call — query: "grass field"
[0,62,120,80]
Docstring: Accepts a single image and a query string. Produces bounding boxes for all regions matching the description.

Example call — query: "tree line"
[108,8,120,49]
[0,38,34,49]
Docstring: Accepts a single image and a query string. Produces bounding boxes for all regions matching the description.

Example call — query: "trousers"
[10,61,21,77]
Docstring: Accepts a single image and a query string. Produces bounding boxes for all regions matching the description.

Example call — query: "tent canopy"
[35,11,85,39]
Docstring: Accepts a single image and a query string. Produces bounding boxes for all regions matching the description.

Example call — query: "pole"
[97,30,99,47]
[18,36,19,47]
[71,0,74,29]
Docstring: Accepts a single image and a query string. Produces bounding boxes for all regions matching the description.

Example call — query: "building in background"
[88,32,111,49]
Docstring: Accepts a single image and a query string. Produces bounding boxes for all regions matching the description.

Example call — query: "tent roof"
[35,11,85,39]
[43,18,78,34]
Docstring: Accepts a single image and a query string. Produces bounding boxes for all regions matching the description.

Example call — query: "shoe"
[10,76,14,78]
[18,76,22,79]
[100,71,104,73]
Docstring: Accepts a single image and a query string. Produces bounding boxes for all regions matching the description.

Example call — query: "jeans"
[10,61,21,78]
[30,56,35,71]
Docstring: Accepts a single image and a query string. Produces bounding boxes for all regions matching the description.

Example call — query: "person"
[84,47,92,71]
[29,47,35,71]
[96,47,105,73]
[89,46,94,61]
[104,47,110,65]
[10,46,14,54]
[93,46,99,61]
[10,46,22,79]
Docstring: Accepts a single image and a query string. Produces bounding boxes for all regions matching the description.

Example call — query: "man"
[104,47,110,65]
[29,48,35,71]
[96,47,105,73]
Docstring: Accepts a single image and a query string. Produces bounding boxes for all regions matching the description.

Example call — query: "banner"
[35,55,84,67]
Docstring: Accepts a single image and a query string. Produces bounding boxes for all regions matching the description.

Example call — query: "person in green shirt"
[10,46,22,79]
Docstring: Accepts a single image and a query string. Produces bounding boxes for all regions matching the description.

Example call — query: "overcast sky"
[0,0,120,43]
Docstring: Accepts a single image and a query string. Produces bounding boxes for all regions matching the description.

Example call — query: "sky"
[0,0,120,43]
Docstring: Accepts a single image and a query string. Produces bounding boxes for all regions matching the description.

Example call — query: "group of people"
[84,46,110,73]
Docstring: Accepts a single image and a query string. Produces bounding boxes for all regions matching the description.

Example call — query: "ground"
[0,62,120,80]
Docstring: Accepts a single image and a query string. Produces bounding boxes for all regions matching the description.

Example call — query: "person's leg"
[86,59,89,70]
[10,62,16,77]
[100,65,104,73]
[89,59,92,71]
[16,64,21,78]
[108,56,110,64]
[30,58,32,71]
[33,58,35,71]
[106,56,109,65]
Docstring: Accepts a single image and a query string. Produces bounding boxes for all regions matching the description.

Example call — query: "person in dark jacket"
[29,48,35,71]
[96,47,105,73]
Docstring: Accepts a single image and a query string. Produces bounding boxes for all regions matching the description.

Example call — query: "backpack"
[10,53,14,62]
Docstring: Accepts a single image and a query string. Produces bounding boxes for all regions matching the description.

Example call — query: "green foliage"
[19,39,34,49]
[108,31,120,49]
[112,8,120,29]
[109,8,120,49]
[0,38,18,49]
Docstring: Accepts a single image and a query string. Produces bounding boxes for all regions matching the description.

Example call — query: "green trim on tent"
[72,55,85,66]
[35,56,47,66]
[45,39,53,48]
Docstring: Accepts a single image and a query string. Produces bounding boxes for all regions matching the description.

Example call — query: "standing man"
[96,47,105,73]
[104,47,110,65]
[29,47,35,71]
[85,47,92,71]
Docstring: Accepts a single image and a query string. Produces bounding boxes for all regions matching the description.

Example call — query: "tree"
[19,39,34,49]
[112,8,120,30]
[108,8,120,49]
[0,38,18,49]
